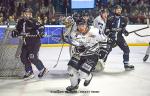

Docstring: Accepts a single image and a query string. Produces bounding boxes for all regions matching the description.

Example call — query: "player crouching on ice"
[63,18,107,92]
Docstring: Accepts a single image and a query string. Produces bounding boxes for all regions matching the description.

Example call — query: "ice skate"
[66,85,79,92]
[124,64,134,71]
[143,55,149,62]
[84,74,93,86]
[38,68,49,78]
[23,71,35,80]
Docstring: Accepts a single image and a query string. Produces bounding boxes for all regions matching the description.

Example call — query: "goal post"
[0,25,25,78]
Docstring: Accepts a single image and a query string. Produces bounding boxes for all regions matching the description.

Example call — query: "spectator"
[43,15,49,25]
[0,14,4,25]
[8,15,16,25]
[50,17,58,25]
[37,16,43,24]
[0,0,149,25]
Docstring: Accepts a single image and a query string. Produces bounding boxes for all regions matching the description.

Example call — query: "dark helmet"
[76,18,87,26]
[114,5,122,10]
[23,8,32,13]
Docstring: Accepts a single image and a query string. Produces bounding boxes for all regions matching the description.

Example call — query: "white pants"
[68,66,92,86]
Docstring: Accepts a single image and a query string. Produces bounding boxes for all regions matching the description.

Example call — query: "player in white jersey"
[65,18,106,92]
[93,8,108,38]
[143,42,150,62]
[93,8,109,70]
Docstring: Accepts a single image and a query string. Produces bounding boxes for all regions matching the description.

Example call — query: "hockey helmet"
[76,18,87,26]
[76,18,88,33]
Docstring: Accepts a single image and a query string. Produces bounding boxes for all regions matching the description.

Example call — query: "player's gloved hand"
[11,30,19,38]
[108,32,116,39]
[76,45,86,53]
[104,29,110,36]
[123,29,129,36]
[107,38,113,44]
[107,38,117,48]
[123,31,129,36]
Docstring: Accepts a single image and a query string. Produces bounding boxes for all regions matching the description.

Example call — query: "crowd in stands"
[0,0,150,25]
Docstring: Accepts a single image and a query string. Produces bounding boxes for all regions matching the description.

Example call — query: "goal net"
[0,25,25,78]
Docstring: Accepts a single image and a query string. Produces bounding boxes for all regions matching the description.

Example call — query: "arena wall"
[0,25,150,47]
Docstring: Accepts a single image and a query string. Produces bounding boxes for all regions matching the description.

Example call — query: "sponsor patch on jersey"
[82,63,92,71]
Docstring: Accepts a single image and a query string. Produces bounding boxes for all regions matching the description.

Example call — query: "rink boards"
[0,25,150,47]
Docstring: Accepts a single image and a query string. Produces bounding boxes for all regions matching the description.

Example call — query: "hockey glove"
[104,29,110,36]
[11,30,19,38]
[124,32,129,36]
[123,29,129,36]
[76,46,86,53]
[107,39,117,48]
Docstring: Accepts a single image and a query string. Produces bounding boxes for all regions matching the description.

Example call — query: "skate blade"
[38,69,49,78]
[125,68,134,71]
[24,75,35,81]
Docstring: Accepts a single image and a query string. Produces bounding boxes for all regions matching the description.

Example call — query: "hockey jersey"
[93,15,107,40]
[71,27,107,56]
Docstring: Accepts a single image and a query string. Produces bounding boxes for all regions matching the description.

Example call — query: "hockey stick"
[17,33,60,38]
[53,43,64,68]
[129,26,149,34]
[128,23,150,37]
[133,32,150,37]
[53,20,76,68]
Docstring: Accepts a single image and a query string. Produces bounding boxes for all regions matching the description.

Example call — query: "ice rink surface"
[0,46,150,96]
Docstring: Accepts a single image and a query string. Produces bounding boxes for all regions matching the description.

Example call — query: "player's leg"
[117,39,134,71]
[143,42,150,62]
[79,55,98,86]
[103,40,114,63]
[20,45,34,80]
[95,46,109,71]
[66,66,80,92]
[66,56,80,92]
[28,43,48,78]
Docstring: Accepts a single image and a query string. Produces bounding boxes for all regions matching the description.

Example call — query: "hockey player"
[11,8,48,80]
[105,5,134,71]
[65,18,106,92]
[93,8,109,70]
[93,8,108,34]
[143,42,150,61]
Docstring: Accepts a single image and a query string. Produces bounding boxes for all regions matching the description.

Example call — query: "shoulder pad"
[89,27,99,35]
